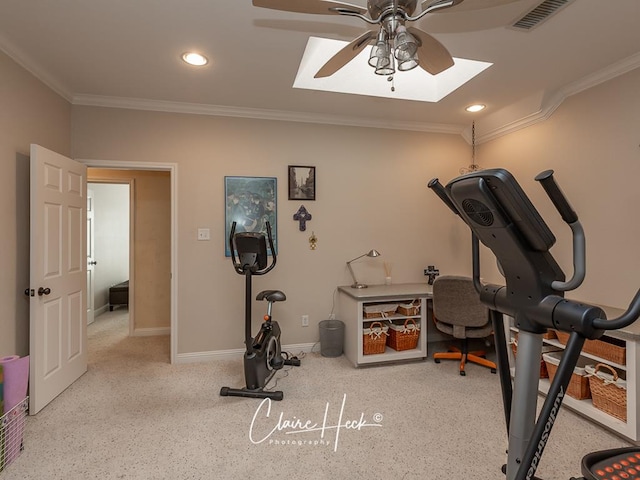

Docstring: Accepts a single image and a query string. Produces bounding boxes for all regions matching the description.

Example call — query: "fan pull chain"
[472,121,476,165]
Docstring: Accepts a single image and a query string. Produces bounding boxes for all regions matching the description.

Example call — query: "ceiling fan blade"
[407,27,454,75]
[420,0,465,13]
[252,0,368,16]
[421,0,519,13]
[314,30,376,78]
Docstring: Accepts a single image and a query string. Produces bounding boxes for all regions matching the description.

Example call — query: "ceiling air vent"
[511,0,574,31]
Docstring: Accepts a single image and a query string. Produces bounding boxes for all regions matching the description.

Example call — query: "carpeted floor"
[2,309,631,479]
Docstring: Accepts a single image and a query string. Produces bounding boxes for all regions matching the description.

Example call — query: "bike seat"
[256,290,286,302]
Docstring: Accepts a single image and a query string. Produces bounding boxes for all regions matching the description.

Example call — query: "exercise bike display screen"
[234,233,268,270]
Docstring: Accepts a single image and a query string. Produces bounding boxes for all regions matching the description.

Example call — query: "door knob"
[37,287,51,296]
[88,261,97,265]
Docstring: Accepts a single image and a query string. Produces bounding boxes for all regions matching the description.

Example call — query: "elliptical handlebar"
[535,169,578,224]
[593,288,640,331]
[428,178,460,216]
[535,169,586,292]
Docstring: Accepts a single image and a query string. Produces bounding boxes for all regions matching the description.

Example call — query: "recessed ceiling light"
[465,104,486,113]
[182,52,208,66]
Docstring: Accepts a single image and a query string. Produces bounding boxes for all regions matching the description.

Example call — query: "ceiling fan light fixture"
[368,30,389,67]
[181,52,208,66]
[375,53,396,75]
[394,26,417,57]
[396,53,419,71]
[393,25,420,71]
[369,29,395,75]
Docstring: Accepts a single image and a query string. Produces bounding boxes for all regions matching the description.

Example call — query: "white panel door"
[29,144,87,415]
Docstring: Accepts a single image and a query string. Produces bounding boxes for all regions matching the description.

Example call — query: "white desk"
[337,283,433,367]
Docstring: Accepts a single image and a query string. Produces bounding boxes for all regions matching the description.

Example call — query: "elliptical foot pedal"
[580,447,640,480]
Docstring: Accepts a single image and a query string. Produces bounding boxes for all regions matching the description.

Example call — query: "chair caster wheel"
[434,359,440,364]
[491,368,497,374]
[460,371,466,376]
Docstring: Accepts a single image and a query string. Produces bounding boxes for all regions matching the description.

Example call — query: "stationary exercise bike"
[429,169,640,480]
[220,221,300,401]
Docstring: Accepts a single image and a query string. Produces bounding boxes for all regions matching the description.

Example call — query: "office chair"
[432,275,497,376]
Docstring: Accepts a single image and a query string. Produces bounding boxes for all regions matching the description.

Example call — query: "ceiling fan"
[252,0,476,78]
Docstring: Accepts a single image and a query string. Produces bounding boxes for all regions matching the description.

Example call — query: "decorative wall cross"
[293,205,312,231]
[424,265,440,285]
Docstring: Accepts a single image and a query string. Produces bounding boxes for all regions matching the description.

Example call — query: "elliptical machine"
[429,169,640,480]
[220,221,300,401]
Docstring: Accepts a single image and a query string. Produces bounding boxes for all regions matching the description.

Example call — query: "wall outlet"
[328,313,336,320]
[301,315,309,327]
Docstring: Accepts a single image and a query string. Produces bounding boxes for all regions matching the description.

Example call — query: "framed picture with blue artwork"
[224,176,277,256]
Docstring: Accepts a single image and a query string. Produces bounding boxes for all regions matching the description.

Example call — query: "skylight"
[293,37,492,103]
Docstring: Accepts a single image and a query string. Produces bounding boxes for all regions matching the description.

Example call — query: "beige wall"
[0,51,71,356]
[478,67,640,309]
[71,107,471,354]
[87,169,171,331]
[3,45,637,358]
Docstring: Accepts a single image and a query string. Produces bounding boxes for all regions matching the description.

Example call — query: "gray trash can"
[319,319,345,357]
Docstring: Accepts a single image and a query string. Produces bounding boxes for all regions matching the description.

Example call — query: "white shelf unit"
[506,314,640,443]
[337,284,431,367]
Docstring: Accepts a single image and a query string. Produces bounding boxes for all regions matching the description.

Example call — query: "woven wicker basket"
[543,351,591,400]
[397,300,421,316]
[363,322,389,355]
[586,363,627,422]
[363,304,398,319]
[555,331,626,365]
[387,318,420,351]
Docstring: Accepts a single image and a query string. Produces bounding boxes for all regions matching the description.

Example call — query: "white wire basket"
[0,397,28,472]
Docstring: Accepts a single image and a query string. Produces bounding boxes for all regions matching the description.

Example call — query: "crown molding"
[476,52,640,144]
[76,50,640,143]
[72,94,463,135]
[3,23,638,143]
[0,33,72,102]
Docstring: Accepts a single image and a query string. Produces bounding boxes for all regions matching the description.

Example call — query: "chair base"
[433,345,497,376]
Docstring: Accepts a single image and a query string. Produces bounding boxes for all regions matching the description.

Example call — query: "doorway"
[83,162,177,363]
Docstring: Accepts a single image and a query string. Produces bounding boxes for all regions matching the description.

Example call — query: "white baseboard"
[174,342,317,364]
[132,327,170,337]
[94,305,110,317]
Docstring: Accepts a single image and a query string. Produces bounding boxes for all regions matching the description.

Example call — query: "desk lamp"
[347,249,381,289]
